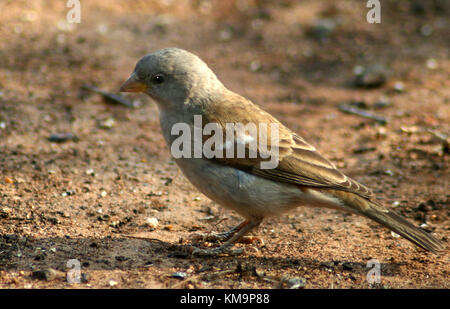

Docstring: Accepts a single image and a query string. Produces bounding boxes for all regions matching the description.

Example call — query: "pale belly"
[174,158,344,220]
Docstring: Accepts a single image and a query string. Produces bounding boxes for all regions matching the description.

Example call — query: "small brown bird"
[120,48,444,256]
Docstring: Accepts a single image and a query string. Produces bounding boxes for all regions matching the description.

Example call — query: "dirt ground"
[0,0,448,289]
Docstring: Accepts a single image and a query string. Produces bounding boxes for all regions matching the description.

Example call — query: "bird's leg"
[201,220,249,242]
[191,218,262,256]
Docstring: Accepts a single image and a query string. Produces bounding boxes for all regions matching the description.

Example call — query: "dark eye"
[151,74,165,84]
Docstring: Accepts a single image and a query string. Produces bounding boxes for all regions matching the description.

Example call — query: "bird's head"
[120,48,224,108]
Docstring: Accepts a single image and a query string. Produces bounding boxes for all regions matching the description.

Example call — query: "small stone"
[170,272,187,279]
[48,133,78,143]
[286,277,306,289]
[420,24,433,36]
[393,82,405,92]
[354,64,387,88]
[100,190,107,197]
[376,127,387,138]
[392,201,401,207]
[426,58,438,70]
[115,256,129,262]
[4,176,14,184]
[99,117,115,129]
[86,169,95,176]
[373,96,391,109]
[145,217,159,229]
[0,122,6,129]
[0,207,11,218]
[32,268,57,281]
[384,170,394,176]
[249,60,261,72]
[61,190,75,197]
[218,28,233,42]
[108,280,118,287]
[308,18,336,40]
[391,231,401,238]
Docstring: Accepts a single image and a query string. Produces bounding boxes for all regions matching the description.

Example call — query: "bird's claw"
[189,245,244,257]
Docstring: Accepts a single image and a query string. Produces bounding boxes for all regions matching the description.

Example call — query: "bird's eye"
[151,74,165,84]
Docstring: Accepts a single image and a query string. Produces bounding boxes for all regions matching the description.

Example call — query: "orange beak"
[119,73,148,93]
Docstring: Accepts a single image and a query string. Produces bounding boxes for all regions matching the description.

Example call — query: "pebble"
[115,256,129,262]
[48,133,78,143]
[218,28,233,42]
[353,64,387,88]
[4,176,14,184]
[171,272,187,279]
[384,169,394,176]
[108,280,118,287]
[32,268,57,281]
[308,18,336,40]
[393,82,405,92]
[86,169,95,176]
[145,217,159,229]
[0,122,6,129]
[61,190,76,197]
[249,60,261,72]
[99,117,115,129]
[286,277,307,289]
[420,24,433,36]
[0,207,11,218]
[373,96,391,109]
[392,201,401,207]
[426,58,438,70]
[391,231,401,238]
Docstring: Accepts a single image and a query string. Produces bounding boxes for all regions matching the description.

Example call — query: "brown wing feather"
[201,90,374,200]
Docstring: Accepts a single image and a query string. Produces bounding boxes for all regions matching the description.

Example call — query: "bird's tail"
[325,189,446,254]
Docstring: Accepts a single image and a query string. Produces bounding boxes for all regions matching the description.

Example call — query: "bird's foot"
[189,244,244,257]
[189,231,232,243]
[190,233,263,246]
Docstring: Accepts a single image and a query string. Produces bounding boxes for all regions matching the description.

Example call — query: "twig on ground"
[338,103,387,125]
[81,84,135,108]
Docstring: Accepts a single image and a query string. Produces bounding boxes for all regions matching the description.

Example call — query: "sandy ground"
[0,0,448,289]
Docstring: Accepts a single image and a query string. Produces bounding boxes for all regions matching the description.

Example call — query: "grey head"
[120,48,224,108]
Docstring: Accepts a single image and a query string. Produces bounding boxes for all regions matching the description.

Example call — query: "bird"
[120,47,445,256]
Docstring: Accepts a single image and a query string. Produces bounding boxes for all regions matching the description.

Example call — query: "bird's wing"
[201,91,374,200]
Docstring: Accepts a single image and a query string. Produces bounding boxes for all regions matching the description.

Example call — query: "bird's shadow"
[0,234,403,279]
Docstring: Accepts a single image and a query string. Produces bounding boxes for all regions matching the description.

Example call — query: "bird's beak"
[119,73,148,93]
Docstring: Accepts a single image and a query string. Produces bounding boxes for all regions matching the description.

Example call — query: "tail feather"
[360,206,445,253]
[325,189,446,254]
